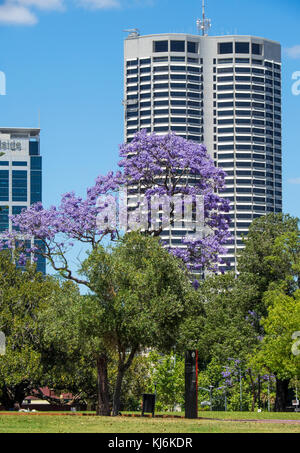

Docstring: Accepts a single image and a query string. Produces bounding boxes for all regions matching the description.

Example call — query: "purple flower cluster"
[0,131,231,277]
[119,131,231,271]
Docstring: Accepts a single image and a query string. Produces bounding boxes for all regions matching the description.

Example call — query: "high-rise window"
[0,206,8,231]
[12,170,27,202]
[187,42,198,53]
[218,42,233,54]
[170,41,185,52]
[235,42,250,54]
[154,41,168,52]
[252,43,262,55]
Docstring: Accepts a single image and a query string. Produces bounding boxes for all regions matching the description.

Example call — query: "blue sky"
[0,0,299,216]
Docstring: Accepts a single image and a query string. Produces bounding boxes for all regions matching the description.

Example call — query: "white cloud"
[288,178,300,185]
[0,3,37,25]
[0,0,135,25]
[16,0,64,10]
[285,45,300,59]
[77,0,120,9]
[0,0,64,25]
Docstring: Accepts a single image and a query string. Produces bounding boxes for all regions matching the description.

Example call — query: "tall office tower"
[123,32,282,272]
[0,127,46,274]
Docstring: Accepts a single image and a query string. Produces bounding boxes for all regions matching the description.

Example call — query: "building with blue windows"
[124,33,282,273]
[0,127,45,274]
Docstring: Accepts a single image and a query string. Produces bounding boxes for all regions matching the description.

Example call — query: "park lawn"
[197,411,300,421]
[0,414,300,433]
[123,410,300,421]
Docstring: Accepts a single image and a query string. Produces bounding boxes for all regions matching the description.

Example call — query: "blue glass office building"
[0,127,46,274]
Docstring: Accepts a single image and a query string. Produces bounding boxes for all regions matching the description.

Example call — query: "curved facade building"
[124,34,282,272]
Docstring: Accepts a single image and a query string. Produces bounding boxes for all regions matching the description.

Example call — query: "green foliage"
[80,232,194,353]
[179,272,259,366]
[145,351,184,412]
[251,290,300,380]
[40,232,194,413]
[0,251,63,408]
[238,213,300,300]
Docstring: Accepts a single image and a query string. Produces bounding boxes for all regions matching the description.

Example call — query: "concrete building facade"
[124,33,282,271]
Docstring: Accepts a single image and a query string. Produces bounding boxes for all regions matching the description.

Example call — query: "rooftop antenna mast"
[123,28,140,39]
[196,0,211,36]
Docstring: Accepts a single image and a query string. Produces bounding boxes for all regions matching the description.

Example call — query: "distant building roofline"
[0,127,40,136]
[126,33,281,46]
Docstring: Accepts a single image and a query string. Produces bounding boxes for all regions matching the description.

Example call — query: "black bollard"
[185,350,198,419]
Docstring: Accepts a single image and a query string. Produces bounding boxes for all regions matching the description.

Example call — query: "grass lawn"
[1,412,300,433]
[197,410,300,420]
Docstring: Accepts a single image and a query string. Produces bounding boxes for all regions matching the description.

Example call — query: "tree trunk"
[251,389,257,412]
[248,370,256,412]
[112,365,126,416]
[1,385,27,411]
[1,386,15,410]
[112,348,138,416]
[275,378,290,412]
[96,353,110,416]
[257,375,261,409]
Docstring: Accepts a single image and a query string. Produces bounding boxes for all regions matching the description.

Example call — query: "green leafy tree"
[178,272,259,364]
[237,213,300,410]
[145,351,184,412]
[250,289,300,411]
[0,251,62,409]
[238,213,300,304]
[41,232,194,415]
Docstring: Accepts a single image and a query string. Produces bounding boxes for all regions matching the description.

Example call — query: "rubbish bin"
[142,393,156,417]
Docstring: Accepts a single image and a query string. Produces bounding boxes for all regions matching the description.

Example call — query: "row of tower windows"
[225,170,280,176]
[219,162,281,171]
[215,109,281,118]
[126,57,280,70]
[127,66,202,75]
[127,74,202,82]
[216,118,281,128]
[216,67,280,76]
[127,83,203,91]
[153,40,199,53]
[127,57,201,66]
[217,145,281,153]
[218,42,262,55]
[125,99,203,108]
[127,91,203,100]
[215,76,281,86]
[217,127,280,135]
[217,100,281,108]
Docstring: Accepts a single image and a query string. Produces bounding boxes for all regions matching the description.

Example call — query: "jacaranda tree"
[0,131,230,414]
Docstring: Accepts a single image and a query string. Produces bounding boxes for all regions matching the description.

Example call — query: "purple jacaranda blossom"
[221,370,231,378]
[119,131,231,272]
[192,279,200,290]
[0,131,231,282]
[0,171,122,284]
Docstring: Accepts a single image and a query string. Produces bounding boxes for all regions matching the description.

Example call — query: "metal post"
[185,351,198,419]
[268,376,270,412]
[209,385,213,411]
[258,374,261,409]
[239,368,242,411]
